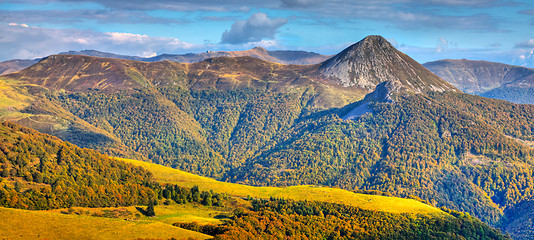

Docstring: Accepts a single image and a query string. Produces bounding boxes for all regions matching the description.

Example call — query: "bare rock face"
[319,35,458,94]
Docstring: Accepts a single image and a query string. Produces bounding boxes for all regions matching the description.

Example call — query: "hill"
[120,157,441,215]
[118,157,510,239]
[0,207,210,240]
[423,59,534,104]
[0,47,329,76]
[0,59,38,75]
[0,121,156,209]
[1,35,534,238]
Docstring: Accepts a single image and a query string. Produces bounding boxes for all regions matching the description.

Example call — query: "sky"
[1,0,534,67]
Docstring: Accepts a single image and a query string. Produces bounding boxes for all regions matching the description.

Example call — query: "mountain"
[0,59,39,75]
[62,47,331,65]
[1,35,534,239]
[59,50,147,61]
[320,35,458,93]
[149,47,331,65]
[0,47,329,77]
[423,59,534,104]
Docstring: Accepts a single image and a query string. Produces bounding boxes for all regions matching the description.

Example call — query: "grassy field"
[0,79,32,110]
[0,207,211,240]
[48,202,230,225]
[121,158,444,215]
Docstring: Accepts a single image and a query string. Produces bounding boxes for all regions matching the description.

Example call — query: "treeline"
[156,184,228,207]
[0,121,226,210]
[179,198,510,240]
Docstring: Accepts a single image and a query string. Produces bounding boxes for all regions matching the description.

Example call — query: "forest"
[178,198,511,240]
[44,84,534,226]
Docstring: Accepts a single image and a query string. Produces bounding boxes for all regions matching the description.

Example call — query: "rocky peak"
[319,35,458,94]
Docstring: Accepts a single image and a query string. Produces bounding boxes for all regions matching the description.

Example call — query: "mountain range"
[424,59,534,104]
[0,48,330,76]
[1,35,533,239]
[4,47,534,107]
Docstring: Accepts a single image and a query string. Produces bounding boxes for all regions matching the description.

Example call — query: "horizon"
[1,0,534,67]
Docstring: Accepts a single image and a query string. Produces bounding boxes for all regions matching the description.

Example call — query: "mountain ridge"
[64,47,331,65]
[423,59,534,104]
[0,48,330,76]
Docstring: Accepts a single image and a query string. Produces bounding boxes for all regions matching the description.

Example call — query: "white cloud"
[0,23,202,61]
[435,37,459,53]
[8,23,30,28]
[142,52,158,58]
[221,12,288,44]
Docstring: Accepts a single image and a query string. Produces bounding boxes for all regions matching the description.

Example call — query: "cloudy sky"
[1,0,534,67]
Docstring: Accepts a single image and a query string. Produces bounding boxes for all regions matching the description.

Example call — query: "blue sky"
[1,0,534,67]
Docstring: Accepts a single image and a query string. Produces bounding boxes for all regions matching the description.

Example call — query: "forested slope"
[0,121,511,240]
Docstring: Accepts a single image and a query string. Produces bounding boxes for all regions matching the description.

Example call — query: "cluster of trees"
[51,90,226,178]
[156,185,228,207]
[178,198,510,240]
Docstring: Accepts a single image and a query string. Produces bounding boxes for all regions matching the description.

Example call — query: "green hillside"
[0,121,156,209]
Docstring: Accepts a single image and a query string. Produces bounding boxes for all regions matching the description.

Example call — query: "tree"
[145,200,155,217]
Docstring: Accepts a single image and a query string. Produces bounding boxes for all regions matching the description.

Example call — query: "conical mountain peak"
[319,35,458,94]
[354,35,393,48]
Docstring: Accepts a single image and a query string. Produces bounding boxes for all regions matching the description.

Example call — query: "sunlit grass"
[0,78,33,109]
[48,202,228,226]
[0,207,211,240]
[121,158,444,215]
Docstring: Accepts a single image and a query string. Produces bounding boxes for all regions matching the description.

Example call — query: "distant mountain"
[423,59,534,104]
[2,35,534,239]
[0,59,38,75]
[0,48,329,76]
[61,47,330,65]
[59,50,146,61]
